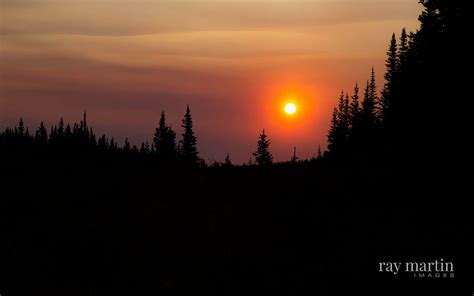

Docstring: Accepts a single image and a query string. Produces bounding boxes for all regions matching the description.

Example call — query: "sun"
[284,103,297,115]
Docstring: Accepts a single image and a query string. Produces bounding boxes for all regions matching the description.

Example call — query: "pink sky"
[0,0,421,163]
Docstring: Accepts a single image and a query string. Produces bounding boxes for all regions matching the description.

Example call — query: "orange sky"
[0,0,421,163]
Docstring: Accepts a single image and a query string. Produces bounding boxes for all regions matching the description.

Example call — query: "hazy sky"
[0,0,421,163]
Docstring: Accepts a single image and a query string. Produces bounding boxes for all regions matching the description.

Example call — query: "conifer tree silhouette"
[344,93,350,129]
[17,118,25,137]
[398,28,409,68]
[291,147,298,162]
[58,117,65,137]
[369,67,379,113]
[0,113,174,162]
[327,108,339,154]
[383,0,470,163]
[35,121,48,144]
[327,91,351,155]
[98,134,108,151]
[124,138,131,152]
[381,33,399,127]
[80,111,88,133]
[180,105,199,164]
[224,153,233,167]
[89,128,97,147]
[253,129,273,166]
[109,138,118,152]
[153,111,177,161]
[337,91,350,139]
[65,124,72,141]
[350,83,361,130]
[360,80,378,134]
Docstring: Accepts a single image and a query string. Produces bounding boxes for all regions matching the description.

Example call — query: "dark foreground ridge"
[1,158,473,295]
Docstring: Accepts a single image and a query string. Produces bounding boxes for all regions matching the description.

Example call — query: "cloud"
[1,1,420,36]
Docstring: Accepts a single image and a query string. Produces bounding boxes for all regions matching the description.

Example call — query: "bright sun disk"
[284,103,297,115]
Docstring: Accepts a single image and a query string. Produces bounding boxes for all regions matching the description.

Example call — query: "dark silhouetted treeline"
[327,0,472,170]
[1,109,316,168]
[0,106,205,170]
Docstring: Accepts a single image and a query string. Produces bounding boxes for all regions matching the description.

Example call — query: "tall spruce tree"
[109,138,117,151]
[180,105,199,164]
[35,121,48,144]
[17,118,25,136]
[329,91,351,154]
[399,28,409,68]
[80,111,87,133]
[360,80,378,134]
[350,83,361,130]
[344,93,350,129]
[381,33,399,126]
[336,91,350,141]
[327,108,339,154]
[58,117,65,137]
[253,129,273,166]
[65,124,72,141]
[369,67,379,112]
[154,111,177,160]
[124,138,131,152]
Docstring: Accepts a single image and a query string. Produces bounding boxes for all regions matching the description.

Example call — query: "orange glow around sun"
[260,82,319,136]
[255,76,330,156]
